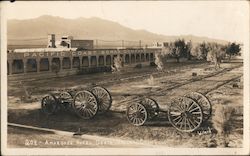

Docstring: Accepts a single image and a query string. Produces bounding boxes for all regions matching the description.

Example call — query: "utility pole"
[122,40,124,48]
[139,40,141,48]
[95,39,98,49]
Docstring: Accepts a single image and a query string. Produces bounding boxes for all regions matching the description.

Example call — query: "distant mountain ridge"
[7,15,229,46]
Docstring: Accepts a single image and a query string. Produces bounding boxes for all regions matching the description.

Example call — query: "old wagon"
[41,86,112,119]
[126,92,212,132]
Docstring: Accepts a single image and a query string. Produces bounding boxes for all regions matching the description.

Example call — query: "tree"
[226,42,241,59]
[166,39,187,63]
[206,43,226,69]
[185,40,192,60]
[192,42,210,60]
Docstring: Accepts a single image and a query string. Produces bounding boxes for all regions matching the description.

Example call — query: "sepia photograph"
[1,0,249,155]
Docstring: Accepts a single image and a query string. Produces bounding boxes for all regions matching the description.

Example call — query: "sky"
[2,1,249,42]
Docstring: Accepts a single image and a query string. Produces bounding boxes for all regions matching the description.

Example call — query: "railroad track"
[111,64,242,97]
[112,64,243,109]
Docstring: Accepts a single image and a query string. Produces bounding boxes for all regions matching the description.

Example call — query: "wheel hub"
[132,111,143,118]
[81,101,87,108]
[181,111,190,118]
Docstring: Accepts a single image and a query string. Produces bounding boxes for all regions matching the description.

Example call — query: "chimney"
[47,34,56,48]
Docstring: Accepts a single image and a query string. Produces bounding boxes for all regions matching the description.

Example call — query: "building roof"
[13,48,77,53]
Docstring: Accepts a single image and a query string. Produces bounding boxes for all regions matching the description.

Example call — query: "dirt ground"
[7,61,243,148]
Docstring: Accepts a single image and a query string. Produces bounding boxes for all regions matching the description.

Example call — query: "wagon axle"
[126,92,212,133]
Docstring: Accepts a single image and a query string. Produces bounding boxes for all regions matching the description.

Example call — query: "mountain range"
[7,15,228,48]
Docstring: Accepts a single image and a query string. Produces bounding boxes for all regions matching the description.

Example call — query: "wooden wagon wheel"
[168,97,203,132]
[73,90,98,119]
[91,86,112,114]
[41,94,58,115]
[141,97,159,119]
[126,102,148,126]
[184,92,212,122]
[59,91,74,110]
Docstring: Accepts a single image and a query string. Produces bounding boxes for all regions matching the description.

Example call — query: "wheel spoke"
[175,116,183,125]
[173,115,181,122]
[189,106,200,113]
[188,118,196,128]
[186,118,192,130]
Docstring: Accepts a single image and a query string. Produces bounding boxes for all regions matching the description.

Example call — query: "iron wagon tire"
[184,92,212,122]
[126,102,148,126]
[41,94,58,115]
[73,90,99,119]
[59,91,74,110]
[91,86,112,114]
[141,97,159,119]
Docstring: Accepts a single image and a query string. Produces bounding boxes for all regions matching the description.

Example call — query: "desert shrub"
[212,104,234,135]
[212,104,235,147]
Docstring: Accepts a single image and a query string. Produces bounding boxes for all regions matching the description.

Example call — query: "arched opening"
[90,56,97,67]
[98,56,104,66]
[40,58,49,71]
[146,53,150,61]
[72,57,80,68]
[62,57,71,69]
[82,56,89,67]
[51,58,60,73]
[150,53,154,61]
[125,54,130,64]
[26,59,37,72]
[131,54,135,63]
[141,53,145,62]
[136,53,140,62]
[106,55,111,66]
[12,59,24,74]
